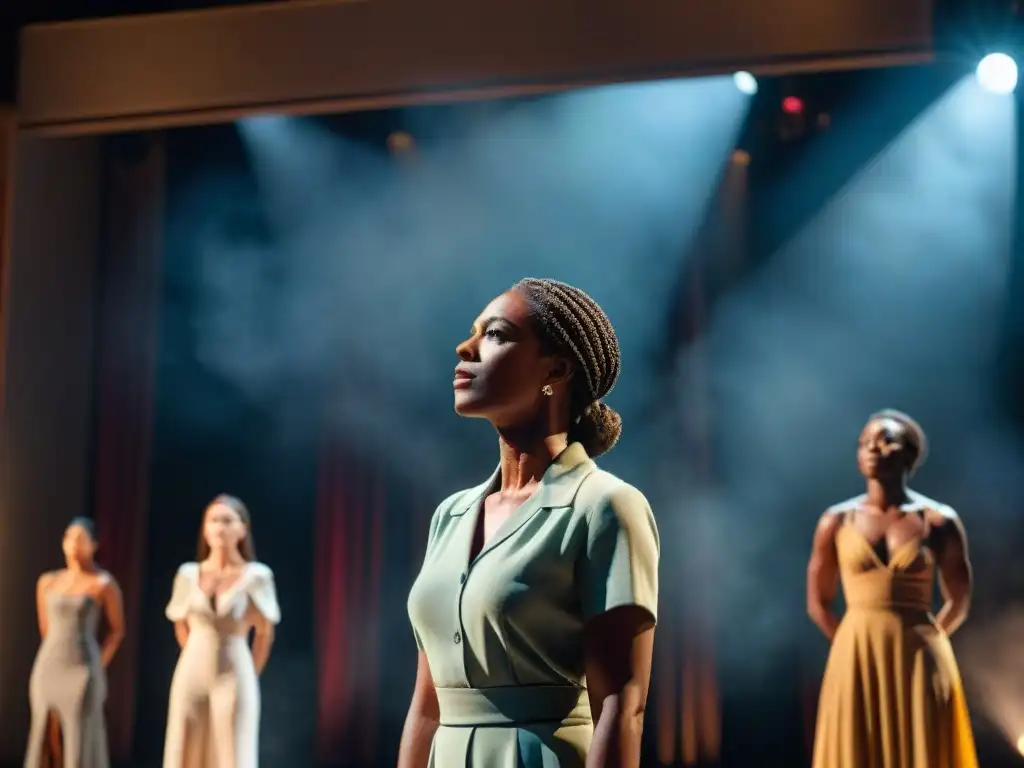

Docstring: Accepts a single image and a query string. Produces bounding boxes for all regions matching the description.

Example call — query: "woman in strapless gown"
[25,517,126,768]
[163,495,280,768]
[807,410,978,768]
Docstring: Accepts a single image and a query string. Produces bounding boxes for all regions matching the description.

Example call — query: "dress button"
[459,573,467,584]
[453,631,461,644]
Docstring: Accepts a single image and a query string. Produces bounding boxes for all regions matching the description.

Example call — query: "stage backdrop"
[0,133,102,764]
[88,133,166,763]
[0,107,13,404]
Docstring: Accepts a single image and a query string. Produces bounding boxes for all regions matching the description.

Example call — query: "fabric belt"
[845,600,931,612]
[436,685,592,728]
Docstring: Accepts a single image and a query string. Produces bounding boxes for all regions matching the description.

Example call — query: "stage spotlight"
[976,53,1018,94]
[387,130,417,156]
[733,72,758,96]
[1017,733,1024,755]
[782,96,805,115]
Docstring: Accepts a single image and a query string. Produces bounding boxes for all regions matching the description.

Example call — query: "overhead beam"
[18,0,931,135]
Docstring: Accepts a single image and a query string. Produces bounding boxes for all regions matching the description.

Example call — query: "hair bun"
[570,401,622,457]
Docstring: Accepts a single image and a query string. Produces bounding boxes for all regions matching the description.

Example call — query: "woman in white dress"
[163,495,280,768]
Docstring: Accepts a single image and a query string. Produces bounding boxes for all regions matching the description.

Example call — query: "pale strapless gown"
[162,561,280,768]
[24,591,109,768]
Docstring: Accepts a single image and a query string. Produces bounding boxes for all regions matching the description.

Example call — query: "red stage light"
[782,96,804,114]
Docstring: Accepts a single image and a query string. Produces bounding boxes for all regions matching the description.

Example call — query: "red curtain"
[314,440,386,765]
[0,107,15,411]
[91,134,165,762]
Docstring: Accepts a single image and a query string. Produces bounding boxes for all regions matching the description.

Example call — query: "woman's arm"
[806,511,843,640]
[578,485,659,768]
[932,508,972,635]
[99,578,125,667]
[251,613,275,675]
[35,573,53,638]
[247,565,280,673]
[174,621,190,649]
[397,651,439,768]
[584,605,655,768]
[167,564,193,648]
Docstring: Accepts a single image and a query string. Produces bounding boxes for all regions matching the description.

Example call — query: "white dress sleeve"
[165,563,196,622]
[247,563,281,625]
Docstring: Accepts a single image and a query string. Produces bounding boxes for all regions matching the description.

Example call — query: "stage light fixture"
[782,96,804,115]
[387,130,416,156]
[976,53,1018,94]
[733,71,758,96]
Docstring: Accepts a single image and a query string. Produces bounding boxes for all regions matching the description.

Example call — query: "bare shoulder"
[909,490,962,530]
[97,570,122,594]
[817,495,861,537]
[37,571,59,590]
[925,504,967,549]
[814,511,844,544]
[927,505,960,527]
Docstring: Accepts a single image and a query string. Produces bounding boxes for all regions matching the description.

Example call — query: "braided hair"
[513,278,623,457]
[869,408,928,475]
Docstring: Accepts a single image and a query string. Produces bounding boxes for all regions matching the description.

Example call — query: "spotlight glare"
[782,96,804,115]
[731,149,751,166]
[1017,733,1024,755]
[733,71,758,96]
[387,130,416,156]
[976,53,1018,94]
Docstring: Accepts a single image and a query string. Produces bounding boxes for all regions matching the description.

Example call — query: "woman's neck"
[205,548,244,570]
[65,558,94,574]
[864,477,910,511]
[495,431,569,494]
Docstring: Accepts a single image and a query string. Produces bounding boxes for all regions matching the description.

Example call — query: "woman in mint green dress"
[400,278,660,768]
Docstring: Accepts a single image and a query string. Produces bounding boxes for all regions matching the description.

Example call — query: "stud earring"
[541,385,554,396]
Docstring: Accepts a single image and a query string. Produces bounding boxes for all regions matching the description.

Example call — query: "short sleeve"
[165,563,195,622]
[581,485,660,623]
[247,564,281,625]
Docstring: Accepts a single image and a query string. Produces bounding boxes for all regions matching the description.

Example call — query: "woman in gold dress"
[806,409,978,768]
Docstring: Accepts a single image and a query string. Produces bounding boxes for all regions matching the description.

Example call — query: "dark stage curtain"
[90,133,165,763]
[314,435,434,766]
[0,106,14,406]
[314,440,387,765]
